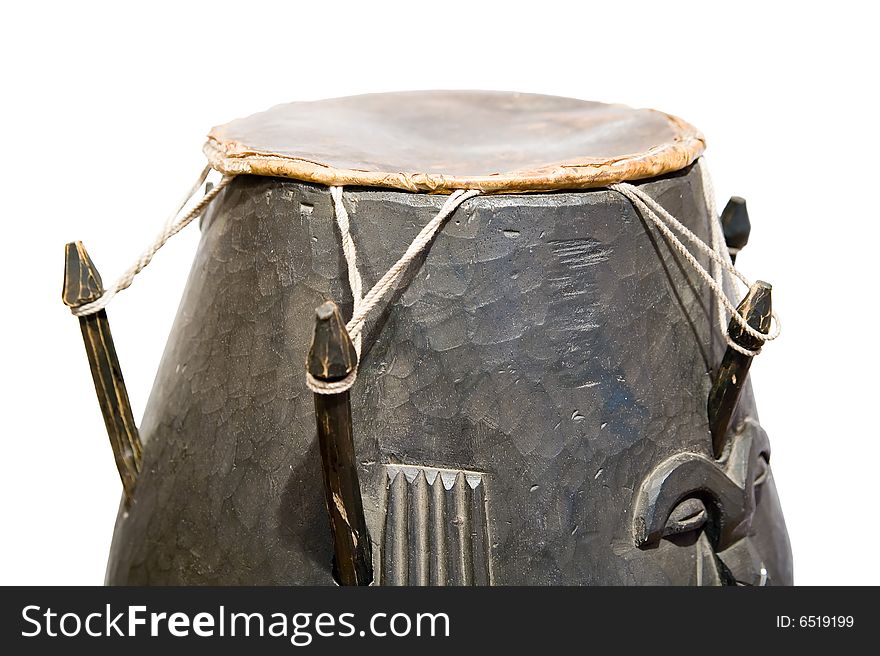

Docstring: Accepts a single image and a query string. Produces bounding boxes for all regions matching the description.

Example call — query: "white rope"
[307,188,481,394]
[696,161,782,355]
[610,160,780,356]
[347,189,481,342]
[64,155,774,390]
[701,160,738,352]
[71,169,234,316]
[306,369,358,396]
[314,166,778,396]
[329,186,364,357]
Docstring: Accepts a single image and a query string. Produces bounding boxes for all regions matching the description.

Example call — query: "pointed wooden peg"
[307,301,372,585]
[708,281,772,458]
[720,196,751,264]
[63,241,142,504]
[308,301,359,381]
[62,241,104,307]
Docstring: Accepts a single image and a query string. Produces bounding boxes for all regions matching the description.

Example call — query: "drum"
[66,91,791,585]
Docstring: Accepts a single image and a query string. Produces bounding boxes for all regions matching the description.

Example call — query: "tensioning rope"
[67,159,779,388]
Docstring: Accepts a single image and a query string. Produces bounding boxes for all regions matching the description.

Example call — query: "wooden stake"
[62,241,142,504]
[708,281,772,459]
[307,301,373,585]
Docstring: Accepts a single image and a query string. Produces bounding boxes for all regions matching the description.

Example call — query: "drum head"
[205,91,704,193]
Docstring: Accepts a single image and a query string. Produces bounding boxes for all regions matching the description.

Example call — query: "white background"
[2,1,877,585]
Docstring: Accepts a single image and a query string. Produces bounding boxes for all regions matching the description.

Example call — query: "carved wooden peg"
[708,281,772,459]
[62,241,142,504]
[720,196,751,264]
[307,301,373,585]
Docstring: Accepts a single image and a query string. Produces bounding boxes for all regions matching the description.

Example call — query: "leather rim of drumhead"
[203,100,705,194]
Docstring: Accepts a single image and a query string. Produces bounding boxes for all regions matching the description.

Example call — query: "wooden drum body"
[106,160,791,585]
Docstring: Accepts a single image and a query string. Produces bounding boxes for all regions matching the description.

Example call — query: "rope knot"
[609,160,780,354]
[306,369,358,395]
[311,187,481,394]
[69,167,234,317]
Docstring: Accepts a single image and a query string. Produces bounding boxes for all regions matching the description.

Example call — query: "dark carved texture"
[383,465,490,586]
[104,164,791,585]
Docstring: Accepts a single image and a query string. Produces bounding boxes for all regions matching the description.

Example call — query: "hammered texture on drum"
[105,164,791,585]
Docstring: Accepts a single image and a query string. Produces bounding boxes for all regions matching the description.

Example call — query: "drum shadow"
[277,437,334,578]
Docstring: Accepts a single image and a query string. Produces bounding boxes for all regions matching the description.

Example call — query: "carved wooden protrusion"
[307,301,372,586]
[634,420,773,585]
[720,197,751,264]
[62,241,142,504]
[383,464,491,586]
[708,281,772,458]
